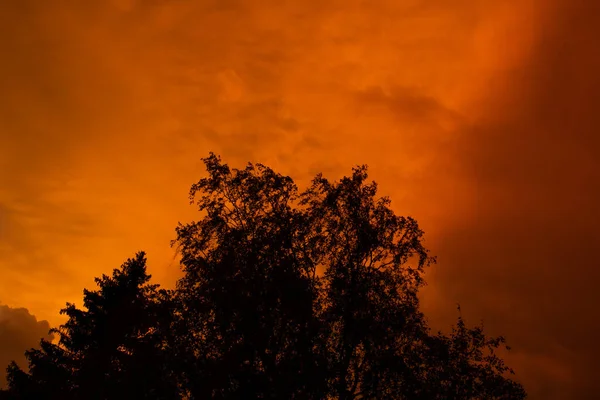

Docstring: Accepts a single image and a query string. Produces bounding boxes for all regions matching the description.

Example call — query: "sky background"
[1,0,599,397]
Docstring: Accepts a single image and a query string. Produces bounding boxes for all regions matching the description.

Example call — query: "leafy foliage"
[172,153,526,399]
[2,153,526,399]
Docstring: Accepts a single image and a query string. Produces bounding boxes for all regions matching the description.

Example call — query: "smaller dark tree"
[2,252,179,400]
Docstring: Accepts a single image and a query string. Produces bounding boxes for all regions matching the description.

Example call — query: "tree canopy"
[2,153,527,399]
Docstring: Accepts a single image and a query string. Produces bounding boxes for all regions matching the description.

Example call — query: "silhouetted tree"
[3,252,180,400]
[416,311,526,399]
[172,153,526,399]
[3,153,526,399]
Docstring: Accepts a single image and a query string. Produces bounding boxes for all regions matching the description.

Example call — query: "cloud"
[0,304,53,388]
[419,0,600,397]
[0,0,487,323]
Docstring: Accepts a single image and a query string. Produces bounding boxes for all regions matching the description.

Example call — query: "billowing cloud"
[0,304,53,388]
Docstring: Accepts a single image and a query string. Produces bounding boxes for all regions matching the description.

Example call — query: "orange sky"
[1,0,599,397]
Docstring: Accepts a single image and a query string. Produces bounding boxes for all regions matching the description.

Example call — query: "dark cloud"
[423,0,600,397]
[0,304,53,388]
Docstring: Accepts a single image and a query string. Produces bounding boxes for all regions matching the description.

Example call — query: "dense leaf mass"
[1,154,526,399]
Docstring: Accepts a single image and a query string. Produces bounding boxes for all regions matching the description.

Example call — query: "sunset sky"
[1,0,599,397]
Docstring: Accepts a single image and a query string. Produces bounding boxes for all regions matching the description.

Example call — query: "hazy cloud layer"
[425,1,600,397]
[1,0,598,397]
